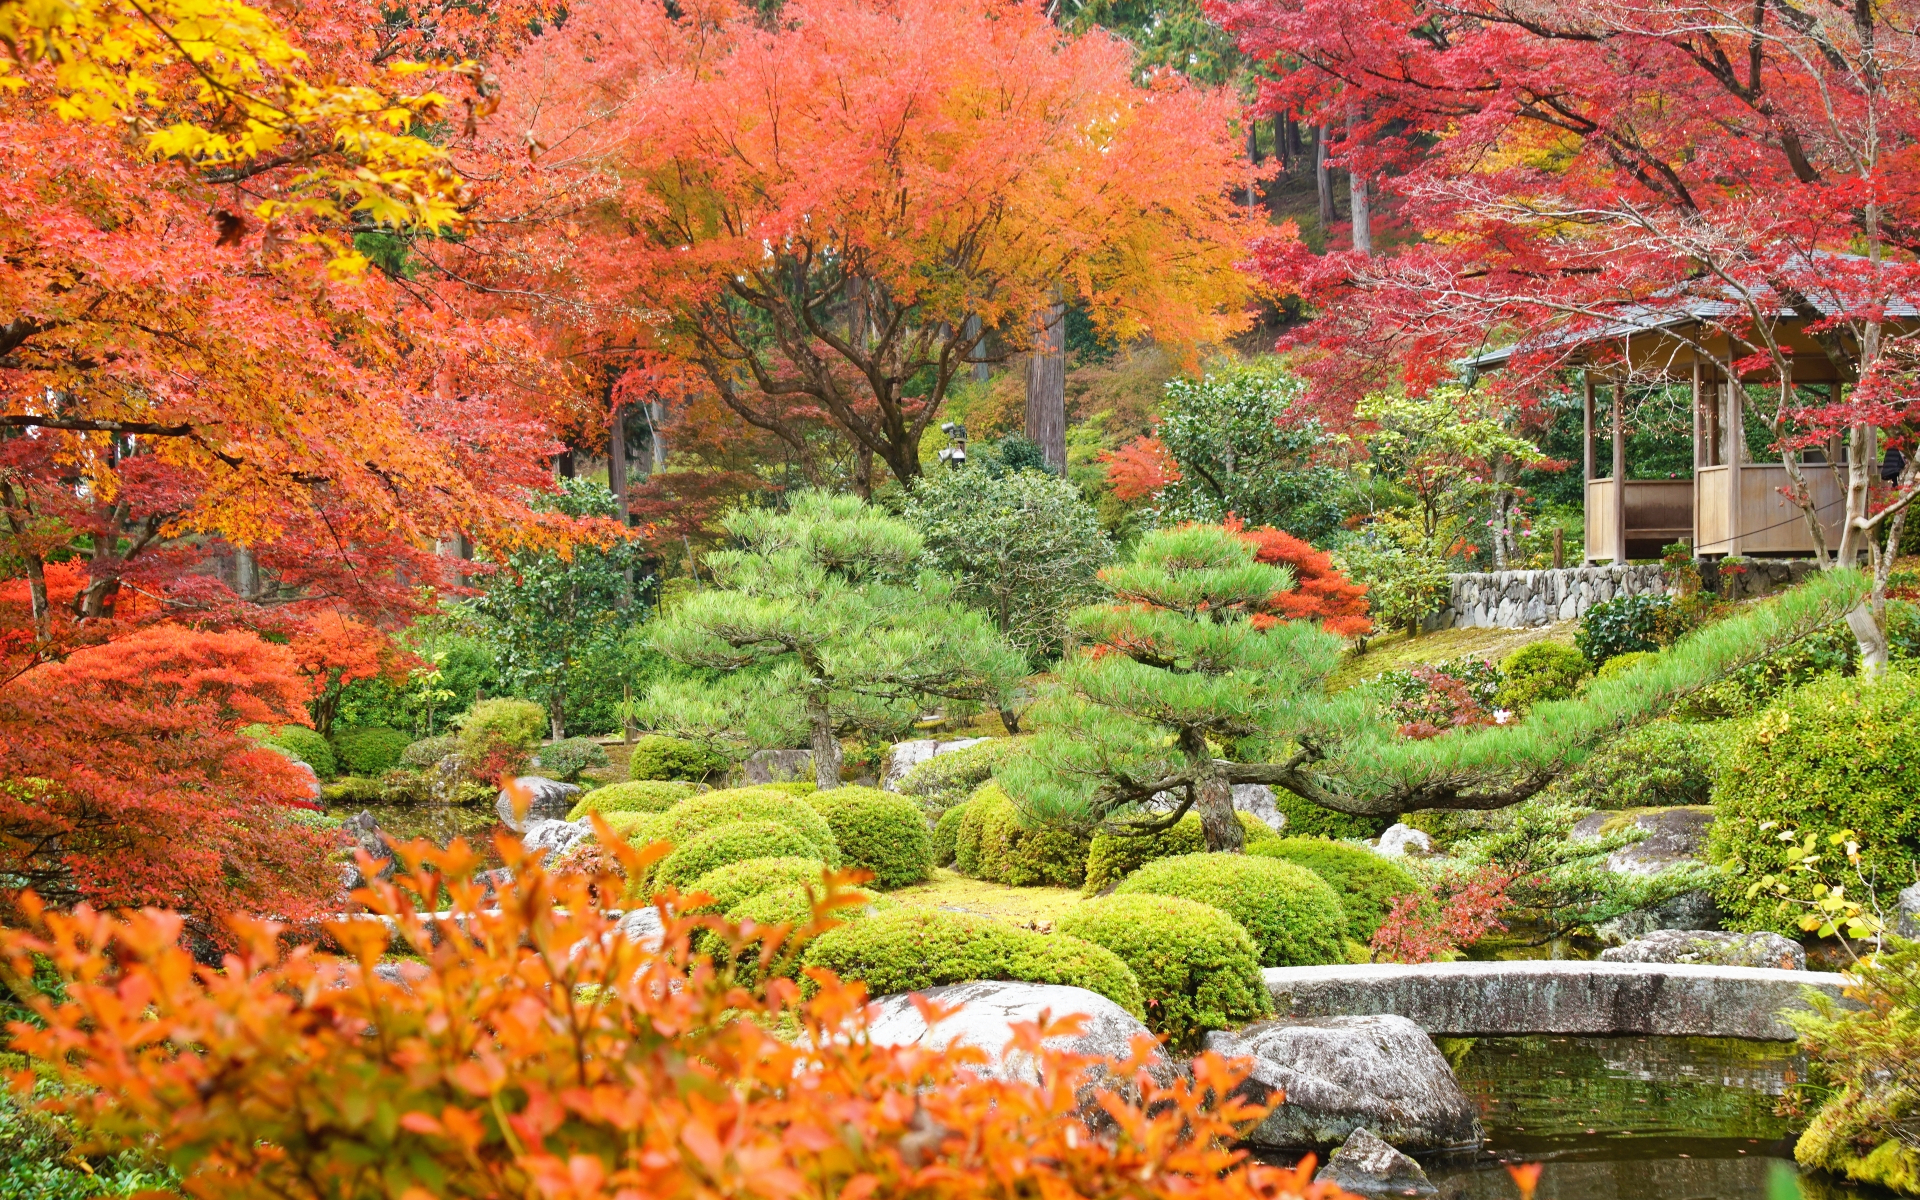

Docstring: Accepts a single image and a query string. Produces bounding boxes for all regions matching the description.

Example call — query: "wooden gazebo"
[1466,301,1900,562]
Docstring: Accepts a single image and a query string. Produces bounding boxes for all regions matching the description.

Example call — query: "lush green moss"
[1250,837,1420,941]
[1709,670,1920,933]
[599,811,663,844]
[1056,894,1271,1050]
[802,910,1144,1017]
[569,780,699,819]
[248,723,337,777]
[657,787,838,862]
[752,780,818,797]
[1493,642,1590,713]
[629,734,729,782]
[1791,935,1920,1196]
[330,726,411,775]
[656,821,826,889]
[1115,852,1347,967]
[806,786,933,889]
[959,784,1090,887]
[931,802,969,867]
[688,856,830,914]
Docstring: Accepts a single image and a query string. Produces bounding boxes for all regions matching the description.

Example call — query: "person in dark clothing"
[1884,446,1907,483]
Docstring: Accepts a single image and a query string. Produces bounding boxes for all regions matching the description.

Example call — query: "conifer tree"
[640,492,1026,789]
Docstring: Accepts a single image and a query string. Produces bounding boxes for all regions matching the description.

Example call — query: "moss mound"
[658,787,838,862]
[806,786,933,889]
[656,821,826,890]
[956,784,1089,887]
[1250,838,1421,941]
[1056,893,1271,1050]
[1114,852,1347,967]
[570,780,700,819]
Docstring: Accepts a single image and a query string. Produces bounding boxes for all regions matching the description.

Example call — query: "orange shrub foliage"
[2,832,1354,1200]
[1237,523,1373,639]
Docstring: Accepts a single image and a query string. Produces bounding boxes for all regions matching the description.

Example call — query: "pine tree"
[640,492,1026,789]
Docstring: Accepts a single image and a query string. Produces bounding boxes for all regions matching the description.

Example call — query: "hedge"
[1249,838,1421,941]
[248,724,337,778]
[1083,812,1279,894]
[1056,894,1271,1050]
[569,780,699,820]
[657,788,838,863]
[806,786,933,889]
[1114,853,1348,967]
[331,727,411,776]
[655,821,827,890]
[802,910,1144,1017]
[931,803,969,867]
[957,784,1089,887]
[629,735,729,782]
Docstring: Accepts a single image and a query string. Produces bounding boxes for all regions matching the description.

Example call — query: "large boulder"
[1898,882,1920,939]
[1232,784,1285,832]
[1205,1015,1482,1151]
[744,749,814,786]
[340,810,394,888]
[287,759,323,803]
[1376,824,1432,859]
[1601,929,1805,971]
[495,776,580,832]
[1595,889,1723,943]
[616,906,666,953]
[881,738,987,791]
[1570,806,1714,876]
[1313,1128,1437,1196]
[523,818,591,865]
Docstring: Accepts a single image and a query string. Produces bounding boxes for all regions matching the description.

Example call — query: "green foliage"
[723,884,881,984]
[1493,642,1589,713]
[248,723,337,778]
[535,736,610,782]
[329,726,410,776]
[400,734,459,769]
[1270,792,1391,840]
[1709,671,1920,934]
[1595,650,1660,681]
[1544,721,1718,811]
[1679,621,1862,720]
[600,811,663,845]
[1056,894,1272,1050]
[0,1065,174,1200]
[959,784,1090,887]
[687,856,829,914]
[931,803,968,867]
[904,468,1114,663]
[1789,935,1920,1196]
[1083,815,1205,894]
[1332,526,1453,636]
[657,788,838,863]
[457,698,547,752]
[569,780,699,819]
[805,786,933,890]
[640,491,1027,786]
[1576,593,1671,664]
[752,781,819,797]
[656,821,827,890]
[628,734,728,782]
[1114,852,1348,968]
[1251,838,1422,941]
[802,910,1145,1017]
[897,739,1016,816]
[1152,364,1351,544]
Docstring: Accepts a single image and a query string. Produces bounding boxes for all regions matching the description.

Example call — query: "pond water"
[326,800,510,868]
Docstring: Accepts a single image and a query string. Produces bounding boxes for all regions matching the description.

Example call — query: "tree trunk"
[1847,602,1889,681]
[549,693,566,742]
[0,482,49,643]
[609,404,629,523]
[1025,299,1067,472]
[964,315,990,385]
[234,544,259,599]
[808,694,843,790]
[555,449,576,479]
[1314,125,1335,237]
[1347,112,1371,255]
[1194,762,1244,853]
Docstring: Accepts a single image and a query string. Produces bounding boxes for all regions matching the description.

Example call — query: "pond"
[326,799,510,868]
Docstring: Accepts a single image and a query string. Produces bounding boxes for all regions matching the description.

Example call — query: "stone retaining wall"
[1438,564,1668,630]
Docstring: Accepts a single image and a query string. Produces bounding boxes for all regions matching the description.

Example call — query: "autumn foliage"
[1239,525,1372,638]
[2,834,1354,1200]
[1369,866,1516,964]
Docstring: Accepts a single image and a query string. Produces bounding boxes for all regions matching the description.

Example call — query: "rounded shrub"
[536,736,609,781]
[1250,837,1421,941]
[656,821,827,890]
[599,811,663,844]
[331,726,411,776]
[1595,650,1660,681]
[457,698,547,751]
[629,734,729,782]
[897,738,1017,814]
[1056,894,1271,1049]
[960,784,1090,887]
[1084,816,1205,894]
[1493,642,1590,713]
[400,734,459,770]
[722,883,881,983]
[802,910,1143,1017]
[250,724,337,778]
[1708,670,1920,933]
[688,856,829,914]
[1576,593,1672,664]
[569,780,699,819]
[1115,853,1347,967]
[931,802,968,867]
[806,786,933,889]
[1545,720,1718,812]
[1237,811,1281,848]
[1271,791,1390,840]
[753,780,819,797]
[658,787,838,861]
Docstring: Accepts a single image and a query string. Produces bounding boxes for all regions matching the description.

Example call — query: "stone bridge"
[1263,960,1855,1041]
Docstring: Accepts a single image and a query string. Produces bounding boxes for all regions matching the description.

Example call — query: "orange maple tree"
[290,612,423,736]
[1239,525,1373,638]
[1,836,1356,1200]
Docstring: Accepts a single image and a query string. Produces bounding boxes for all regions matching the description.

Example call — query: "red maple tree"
[1239,524,1373,638]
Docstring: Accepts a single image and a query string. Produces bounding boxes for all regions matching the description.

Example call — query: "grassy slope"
[1326,620,1581,693]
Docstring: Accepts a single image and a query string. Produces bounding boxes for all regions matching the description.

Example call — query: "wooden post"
[1726,376,1744,554]
[1582,373,1596,563]
[1691,360,1704,471]
[1552,526,1565,570]
[1612,379,1627,564]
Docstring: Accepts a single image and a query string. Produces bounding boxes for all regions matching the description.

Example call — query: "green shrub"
[1272,790,1390,840]
[1708,671,1920,933]
[1493,642,1589,713]
[1084,816,1205,894]
[896,739,1016,815]
[536,736,610,781]
[931,802,968,867]
[1114,853,1347,967]
[1237,811,1281,848]
[1790,935,1920,1196]
[1545,721,1718,812]
[1679,621,1860,720]
[1250,838,1421,941]
[330,726,411,775]
[751,780,818,797]
[806,786,933,890]
[600,811,663,845]
[688,856,829,914]
[961,784,1089,887]
[656,821,827,890]
[657,787,838,862]
[321,775,383,804]
[802,910,1144,1017]
[722,883,880,983]
[569,780,699,819]
[249,724,337,778]
[1595,650,1660,681]
[629,734,729,782]
[457,698,547,751]
[1576,593,1672,664]
[1056,894,1271,1049]
[400,734,459,770]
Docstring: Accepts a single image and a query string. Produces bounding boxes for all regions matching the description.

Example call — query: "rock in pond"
[1313,1128,1436,1197]
[496,776,580,832]
[744,748,813,785]
[1601,929,1805,970]
[1205,1015,1482,1151]
[1376,824,1432,858]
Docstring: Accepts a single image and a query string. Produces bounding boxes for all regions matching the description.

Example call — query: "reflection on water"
[326,801,509,867]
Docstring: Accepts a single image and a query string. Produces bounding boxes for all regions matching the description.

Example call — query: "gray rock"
[1313,1128,1436,1196]
[744,749,814,785]
[287,759,323,802]
[495,776,580,832]
[523,818,591,865]
[1601,929,1805,971]
[341,810,394,887]
[1898,882,1920,939]
[1603,807,1715,876]
[1205,1016,1481,1151]
[1595,889,1723,943]
[1376,824,1432,858]
[1233,783,1286,832]
[373,960,430,990]
[882,738,988,791]
[616,905,666,953]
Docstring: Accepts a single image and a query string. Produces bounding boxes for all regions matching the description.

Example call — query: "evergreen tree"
[640,492,1026,789]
